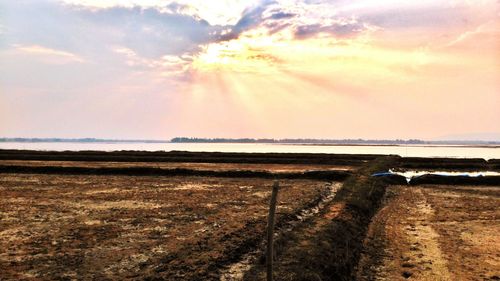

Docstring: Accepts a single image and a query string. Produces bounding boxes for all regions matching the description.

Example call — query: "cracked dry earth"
[357,185,500,281]
[0,173,330,280]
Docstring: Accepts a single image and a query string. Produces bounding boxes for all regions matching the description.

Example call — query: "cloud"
[444,21,500,48]
[361,7,468,29]
[60,0,259,26]
[218,0,277,41]
[112,46,192,78]
[0,1,226,60]
[14,44,85,64]
[68,5,226,58]
[165,2,194,15]
[0,0,373,65]
[268,11,295,20]
[213,0,374,42]
[341,1,498,31]
[294,21,365,39]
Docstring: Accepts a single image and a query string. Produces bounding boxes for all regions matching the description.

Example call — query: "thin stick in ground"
[267,181,279,281]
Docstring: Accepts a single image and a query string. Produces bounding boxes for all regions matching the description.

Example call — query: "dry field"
[1,151,499,281]
[357,185,500,281]
[0,173,332,280]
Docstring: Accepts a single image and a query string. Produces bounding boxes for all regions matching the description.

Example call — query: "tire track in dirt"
[400,188,452,280]
[357,185,491,280]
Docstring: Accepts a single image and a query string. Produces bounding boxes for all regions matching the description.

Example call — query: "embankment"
[0,150,376,166]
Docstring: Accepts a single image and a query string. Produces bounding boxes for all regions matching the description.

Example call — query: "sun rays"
[2,0,499,139]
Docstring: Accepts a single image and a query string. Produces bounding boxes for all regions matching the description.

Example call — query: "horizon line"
[1,137,500,144]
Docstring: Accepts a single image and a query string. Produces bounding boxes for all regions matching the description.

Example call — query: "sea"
[0,142,499,160]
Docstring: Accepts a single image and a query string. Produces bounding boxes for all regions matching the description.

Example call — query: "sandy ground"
[357,185,500,281]
[0,160,355,173]
[0,173,330,280]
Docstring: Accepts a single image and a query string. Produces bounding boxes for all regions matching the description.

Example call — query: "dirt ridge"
[0,165,351,181]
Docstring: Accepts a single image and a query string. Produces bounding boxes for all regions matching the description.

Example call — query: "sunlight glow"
[191,25,439,84]
[3,0,499,139]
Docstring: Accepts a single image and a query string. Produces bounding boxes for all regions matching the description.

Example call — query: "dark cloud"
[214,0,365,42]
[268,12,295,20]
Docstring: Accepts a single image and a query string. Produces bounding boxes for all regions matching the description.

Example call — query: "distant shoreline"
[1,137,500,147]
[0,139,499,149]
[0,138,169,144]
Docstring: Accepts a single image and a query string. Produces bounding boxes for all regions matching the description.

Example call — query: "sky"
[0,0,499,140]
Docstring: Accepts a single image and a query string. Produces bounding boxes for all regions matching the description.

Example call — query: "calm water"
[388,169,500,183]
[1,142,499,159]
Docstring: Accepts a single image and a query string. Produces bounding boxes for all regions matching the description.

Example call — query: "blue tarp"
[371,172,393,177]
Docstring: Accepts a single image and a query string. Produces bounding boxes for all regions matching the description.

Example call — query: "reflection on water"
[0,142,498,159]
[387,169,500,183]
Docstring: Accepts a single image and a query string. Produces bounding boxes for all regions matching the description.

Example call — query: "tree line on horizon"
[170,137,427,144]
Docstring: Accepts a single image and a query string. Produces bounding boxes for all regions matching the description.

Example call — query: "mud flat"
[0,174,333,280]
[356,185,500,280]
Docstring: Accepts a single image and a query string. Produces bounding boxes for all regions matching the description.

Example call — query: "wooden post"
[267,181,279,281]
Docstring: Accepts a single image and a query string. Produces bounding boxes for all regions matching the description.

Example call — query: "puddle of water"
[378,169,500,183]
